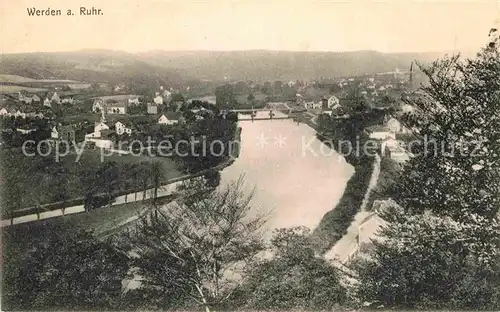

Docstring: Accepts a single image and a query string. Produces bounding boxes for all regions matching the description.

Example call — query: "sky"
[1,0,500,54]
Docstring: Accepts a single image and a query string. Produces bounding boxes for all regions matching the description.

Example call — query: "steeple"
[409,61,414,90]
[100,108,106,123]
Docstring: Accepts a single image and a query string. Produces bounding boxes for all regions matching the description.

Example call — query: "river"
[219,111,354,239]
[124,110,354,290]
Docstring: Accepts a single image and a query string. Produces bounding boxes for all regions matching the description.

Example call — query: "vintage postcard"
[1,0,499,311]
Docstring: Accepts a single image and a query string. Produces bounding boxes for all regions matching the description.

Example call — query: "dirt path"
[324,153,381,263]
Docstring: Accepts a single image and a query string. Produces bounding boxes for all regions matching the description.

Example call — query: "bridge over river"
[223,108,294,121]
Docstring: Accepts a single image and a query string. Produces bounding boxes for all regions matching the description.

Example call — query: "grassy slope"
[0,148,182,214]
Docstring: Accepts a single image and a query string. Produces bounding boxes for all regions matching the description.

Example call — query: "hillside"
[0,49,465,88]
[137,50,447,82]
[0,50,190,93]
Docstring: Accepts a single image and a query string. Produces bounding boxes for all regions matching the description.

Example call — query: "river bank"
[297,113,378,254]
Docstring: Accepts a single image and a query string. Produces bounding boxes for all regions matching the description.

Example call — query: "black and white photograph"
[1,0,500,310]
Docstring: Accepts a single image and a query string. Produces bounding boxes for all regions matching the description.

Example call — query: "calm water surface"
[220,111,354,238]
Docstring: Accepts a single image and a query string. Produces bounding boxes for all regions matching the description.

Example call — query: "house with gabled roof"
[31,95,41,103]
[115,121,133,135]
[147,103,158,114]
[92,99,104,112]
[128,97,140,105]
[61,97,74,104]
[51,92,61,104]
[327,95,340,108]
[158,113,180,125]
[51,125,76,142]
[154,95,164,105]
[365,125,395,140]
[106,101,127,114]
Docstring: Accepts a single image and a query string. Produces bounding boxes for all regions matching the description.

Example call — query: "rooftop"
[365,125,391,133]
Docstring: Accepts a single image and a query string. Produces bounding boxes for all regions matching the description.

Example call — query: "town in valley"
[2,1,500,311]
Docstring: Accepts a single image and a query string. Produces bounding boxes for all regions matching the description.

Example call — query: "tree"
[95,161,121,207]
[235,227,348,310]
[354,38,500,310]
[2,223,128,310]
[273,80,283,93]
[393,42,500,220]
[124,176,266,311]
[148,160,164,209]
[346,88,370,113]
[215,84,236,108]
[353,210,500,310]
[246,93,255,103]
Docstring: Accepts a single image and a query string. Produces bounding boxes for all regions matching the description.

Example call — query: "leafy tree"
[124,176,265,312]
[170,93,185,103]
[215,84,236,108]
[236,227,348,310]
[353,210,500,310]
[95,161,121,207]
[354,38,500,310]
[346,88,370,113]
[2,223,128,310]
[273,80,283,93]
[393,42,500,220]
[234,81,249,94]
[148,160,164,209]
[246,93,255,103]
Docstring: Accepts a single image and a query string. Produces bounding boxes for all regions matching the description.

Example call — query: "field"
[0,85,47,93]
[0,74,84,84]
[106,153,182,181]
[0,148,183,214]
[0,74,90,94]
[91,94,140,101]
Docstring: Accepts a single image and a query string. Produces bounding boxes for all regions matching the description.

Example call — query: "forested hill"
[137,49,452,81]
[0,50,190,91]
[1,49,468,87]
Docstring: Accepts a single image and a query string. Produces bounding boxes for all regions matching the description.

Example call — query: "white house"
[327,95,340,108]
[27,112,44,118]
[0,108,8,116]
[386,116,411,134]
[51,92,61,104]
[303,101,322,109]
[386,117,401,132]
[106,102,127,114]
[163,90,172,98]
[93,139,114,149]
[382,138,411,163]
[95,121,109,133]
[43,98,51,107]
[154,95,164,105]
[14,110,26,119]
[128,97,140,105]
[365,125,395,140]
[158,114,178,125]
[51,126,59,139]
[147,103,158,114]
[32,95,40,103]
[85,121,110,139]
[92,99,104,112]
[61,97,74,104]
[115,121,132,135]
